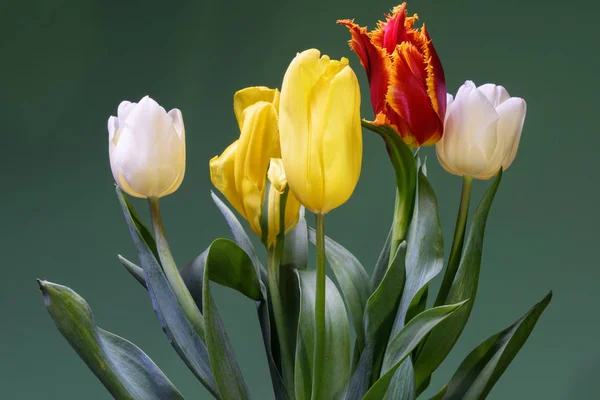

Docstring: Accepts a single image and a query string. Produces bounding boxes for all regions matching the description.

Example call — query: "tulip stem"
[435,176,473,306]
[390,187,410,262]
[312,213,326,400]
[148,197,205,340]
[267,243,296,399]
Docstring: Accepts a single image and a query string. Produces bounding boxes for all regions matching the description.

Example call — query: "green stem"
[311,213,326,400]
[148,197,205,339]
[267,244,296,399]
[389,187,410,264]
[434,176,473,306]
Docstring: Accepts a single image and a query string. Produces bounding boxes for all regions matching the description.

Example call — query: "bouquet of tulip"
[38,3,551,400]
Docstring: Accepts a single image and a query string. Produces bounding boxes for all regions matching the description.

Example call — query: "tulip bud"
[279,49,362,214]
[339,3,446,146]
[436,81,527,180]
[108,96,185,198]
[266,158,301,247]
[210,87,300,243]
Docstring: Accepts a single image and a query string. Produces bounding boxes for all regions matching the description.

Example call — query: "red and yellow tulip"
[339,3,446,146]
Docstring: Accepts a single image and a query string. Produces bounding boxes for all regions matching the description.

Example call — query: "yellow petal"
[234,87,280,131]
[267,158,287,193]
[234,101,280,236]
[209,140,246,218]
[279,49,362,214]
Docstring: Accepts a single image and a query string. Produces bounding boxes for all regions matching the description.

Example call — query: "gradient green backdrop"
[2,0,597,398]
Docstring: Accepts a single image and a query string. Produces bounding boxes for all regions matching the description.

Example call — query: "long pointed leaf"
[39,280,184,400]
[308,228,372,350]
[202,239,255,400]
[414,171,502,389]
[345,243,407,400]
[211,192,288,399]
[380,168,444,398]
[294,269,351,400]
[442,292,552,400]
[362,302,467,400]
[116,188,219,397]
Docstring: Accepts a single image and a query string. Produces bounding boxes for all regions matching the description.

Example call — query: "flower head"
[108,96,185,198]
[339,3,446,146]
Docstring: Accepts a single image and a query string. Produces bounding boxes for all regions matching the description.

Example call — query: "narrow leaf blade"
[414,172,502,388]
[362,302,467,400]
[308,228,372,350]
[295,269,351,400]
[442,292,552,400]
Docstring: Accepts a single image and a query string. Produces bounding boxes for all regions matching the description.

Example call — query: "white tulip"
[436,81,527,180]
[108,96,185,198]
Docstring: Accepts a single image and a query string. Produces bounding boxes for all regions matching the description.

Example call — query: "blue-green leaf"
[202,238,255,400]
[362,302,467,400]
[442,292,552,400]
[211,192,288,399]
[295,269,351,400]
[345,243,407,400]
[211,191,263,275]
[380,168,444,398]
[282,207,308,270]
[414,171,502,389]
[370,225,393,288]
[116,188,218,397]
[308,228,372,351]
[39,280,184,400]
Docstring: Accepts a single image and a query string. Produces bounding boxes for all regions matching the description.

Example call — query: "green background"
[2,0,597,398]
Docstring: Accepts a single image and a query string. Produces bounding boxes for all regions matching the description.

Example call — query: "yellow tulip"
[278,49,362,214]
[267,158,301,247]
[210,87,300,244]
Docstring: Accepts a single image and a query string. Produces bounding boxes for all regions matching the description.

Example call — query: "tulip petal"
[496,97,526,170]
[338,20,390,115]
[320,65,363,214]
[233,87,280,132]
[168,109,185,139]
[386,42,443,146]
[477,84,510,107]
[421,25,447,120]
[210,141,245,218]
[441,85,499,177]
[234,101,279,235]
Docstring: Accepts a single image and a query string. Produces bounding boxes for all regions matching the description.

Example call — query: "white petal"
[477,83,511,107]
[496,97,526,170]
[108,116,119,144]
[168,108,185,139]
[117,101,136,122]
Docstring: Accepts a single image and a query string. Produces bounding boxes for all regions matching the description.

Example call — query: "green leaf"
[211,191,290,399]
[362,302,467,400]
[39,280,184,400]
[282,207,308,270]
[116,188,219,397]
[442,292,552,400]
[370,225,392,288]
[361,120,416,248]
[344,243,407,400]
[120,251,208,311]
[414,171,502,389]
[202,239,254,400]
[211,191,263,275]
[430,386,447,400]
[211,192,288,399]
[308,228,372,351]
[379,168,444,397]
[294,269,351,400]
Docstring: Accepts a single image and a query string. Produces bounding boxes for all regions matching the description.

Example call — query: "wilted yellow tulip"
[279,49,362,214]
[210,87,300,244]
